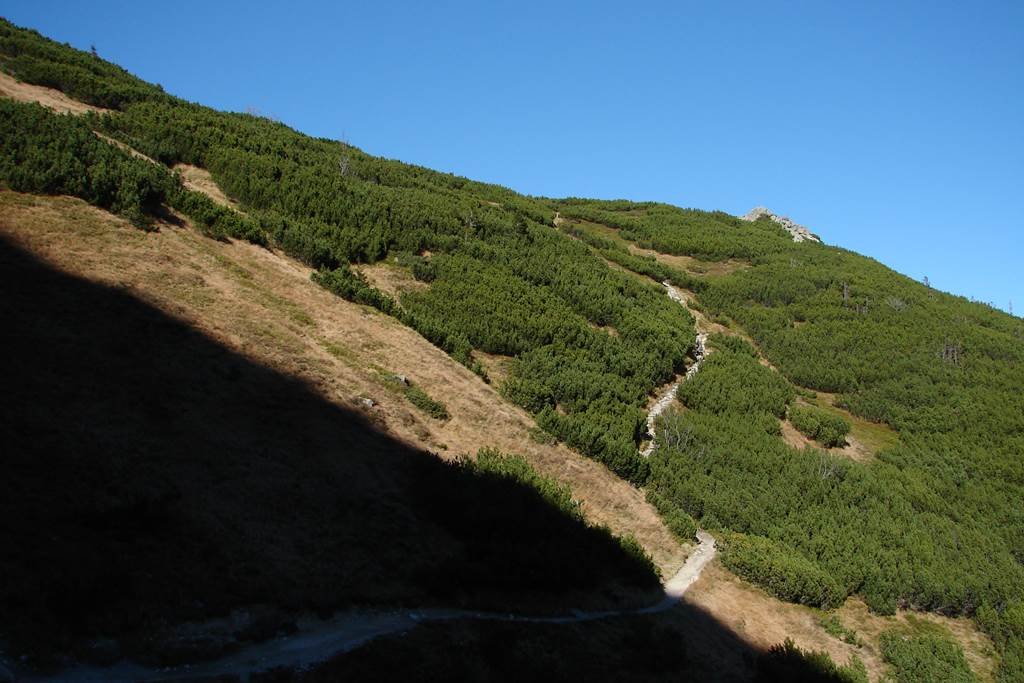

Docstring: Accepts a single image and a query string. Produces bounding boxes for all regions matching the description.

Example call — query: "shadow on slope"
[0,234,657,667]
[256,602,861,683]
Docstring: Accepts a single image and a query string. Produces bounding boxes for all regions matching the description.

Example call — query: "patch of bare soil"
[780,418,815,450]
[173,163,242,210]
[0,70,110,115]
[0,190,688,578]
[472,349,514,386]
[355,261,428,301]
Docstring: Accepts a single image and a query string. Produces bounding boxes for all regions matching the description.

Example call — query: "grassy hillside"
[1,16,1021,681]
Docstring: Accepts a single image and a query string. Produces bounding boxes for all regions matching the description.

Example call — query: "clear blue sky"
[6,1,1023,312]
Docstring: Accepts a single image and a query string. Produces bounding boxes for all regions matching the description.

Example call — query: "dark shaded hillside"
[0,234,657,668]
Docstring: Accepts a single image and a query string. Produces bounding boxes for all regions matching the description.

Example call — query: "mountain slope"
[0,16,1018,682]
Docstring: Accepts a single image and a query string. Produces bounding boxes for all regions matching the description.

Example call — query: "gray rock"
[357,397,376,409]
[741,206,821,243]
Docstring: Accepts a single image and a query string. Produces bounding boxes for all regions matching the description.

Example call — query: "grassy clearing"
[628,244,749,277]
[805,391,901,458]
[561,217,633,248]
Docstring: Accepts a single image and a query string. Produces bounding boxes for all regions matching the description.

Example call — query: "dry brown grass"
[355,261,428,301]
[687,562,881,676]
[472,349,514,386]
[173,163,242,210]
[837,599,999,682]
[0,190,687,578]
[0,70,110,115]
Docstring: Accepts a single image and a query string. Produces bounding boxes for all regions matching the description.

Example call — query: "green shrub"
[312,266,397,315]
[720,534,844,609]
[471,447,581,520]
[790,405,851,447]
[708,332,758,357]
[527,426,557,445]
[879,631,975,683]
[677,350,794,417]
[646,490,698,542]
[757,638,869,683]
[819,613,863,647]
[0,99,172,227]
[403,385,449,420]
[170,187,266,245]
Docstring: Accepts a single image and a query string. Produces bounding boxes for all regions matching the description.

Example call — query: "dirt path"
[640,282,710,457]
[24,533,717,682]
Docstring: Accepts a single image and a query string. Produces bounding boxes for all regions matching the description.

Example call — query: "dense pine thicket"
[4,17,1024,679]
[0,18,694,482]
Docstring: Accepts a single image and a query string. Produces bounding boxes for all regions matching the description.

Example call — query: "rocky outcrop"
[741,206,821,243]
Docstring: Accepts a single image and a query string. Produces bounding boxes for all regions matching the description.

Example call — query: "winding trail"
[640,282,710,458]
[24,533,717,683]
[18,281,719,683]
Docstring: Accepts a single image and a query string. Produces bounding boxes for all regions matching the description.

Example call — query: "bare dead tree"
[842,281,850,305]
[661,416,694,451]
[817,453,840,481]
[940,338,964,367]
[886,295,906,311]
[338,137,352,178]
